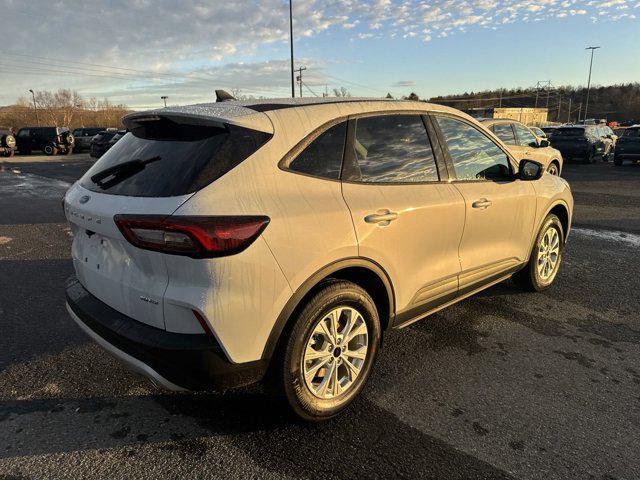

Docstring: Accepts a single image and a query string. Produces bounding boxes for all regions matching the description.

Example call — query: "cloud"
[0,0,636,105]
[392,80,416,87]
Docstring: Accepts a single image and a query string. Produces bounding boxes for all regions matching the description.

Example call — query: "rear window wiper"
[91,156,161,189]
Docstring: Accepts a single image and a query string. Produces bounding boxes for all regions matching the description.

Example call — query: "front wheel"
[513,214,564,292]
[274,280,381,421]
[547,162,560,176]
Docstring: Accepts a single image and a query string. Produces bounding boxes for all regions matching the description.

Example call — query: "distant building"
[465,107,548,125]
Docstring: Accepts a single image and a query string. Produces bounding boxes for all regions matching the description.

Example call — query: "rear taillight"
[114,215,269,258]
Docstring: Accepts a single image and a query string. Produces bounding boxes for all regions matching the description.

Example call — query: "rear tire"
[513,214,564,292]
[43,144,57,156]
[272,280,381,421]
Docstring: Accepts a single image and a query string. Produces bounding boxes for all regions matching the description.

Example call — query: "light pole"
[161,96,168,107]
[583,46,600,122]
[289,0,295,98]
[29,89,39,126]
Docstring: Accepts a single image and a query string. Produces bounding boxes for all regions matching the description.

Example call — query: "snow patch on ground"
[0,170,71,199]
[573,227,640,248]
[0,236,12,245]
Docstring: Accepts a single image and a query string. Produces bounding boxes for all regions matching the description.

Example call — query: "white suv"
[64,98,573,420]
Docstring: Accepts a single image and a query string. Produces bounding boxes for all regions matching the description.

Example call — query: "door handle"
[364,209,398,226]
[472,198,492,209]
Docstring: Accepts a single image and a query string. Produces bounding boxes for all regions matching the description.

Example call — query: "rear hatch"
[617,128,640,153]
[64,108,272,329]
[549,128,589,153]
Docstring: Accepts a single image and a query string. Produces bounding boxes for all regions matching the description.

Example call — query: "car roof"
[123,97,467,135]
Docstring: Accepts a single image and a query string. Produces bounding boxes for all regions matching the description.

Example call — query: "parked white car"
[64,98,573,420]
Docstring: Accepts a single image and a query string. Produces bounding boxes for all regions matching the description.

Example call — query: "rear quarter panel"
[169,105,359,363]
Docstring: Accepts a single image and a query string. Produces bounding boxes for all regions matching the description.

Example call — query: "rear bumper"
[65,277,267,391]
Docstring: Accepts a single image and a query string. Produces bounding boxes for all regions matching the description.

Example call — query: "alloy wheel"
[537,226,560,280]
[301,306,369,399]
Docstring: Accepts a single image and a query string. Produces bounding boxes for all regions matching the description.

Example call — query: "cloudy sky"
[1,0,638,108]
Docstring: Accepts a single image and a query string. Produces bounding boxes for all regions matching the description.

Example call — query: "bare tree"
[333,87,351,98]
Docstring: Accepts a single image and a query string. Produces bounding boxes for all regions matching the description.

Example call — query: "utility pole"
[296,66,307,98]
[567,97,572,123]
[557,93,562,122]
[289,0,295,98]
[583,46,600,122]
[29,89,39,126]
[161,96,168,107]
[577,102,582,123]
[498,90,503,108]
[545,86,551,109]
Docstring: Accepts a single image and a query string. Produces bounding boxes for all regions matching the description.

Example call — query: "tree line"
[428,83,640,123]
[0,89,130,132]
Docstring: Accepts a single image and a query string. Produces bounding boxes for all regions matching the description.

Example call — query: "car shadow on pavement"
[0,390,514,480]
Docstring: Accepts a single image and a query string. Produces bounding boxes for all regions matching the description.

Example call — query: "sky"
[1,0,639,108]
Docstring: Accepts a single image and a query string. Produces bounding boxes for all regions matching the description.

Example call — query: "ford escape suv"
[64,98,573,421]
[481,119,563,176]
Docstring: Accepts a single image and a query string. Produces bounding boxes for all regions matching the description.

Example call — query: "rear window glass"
[552,128,585,137]
[79,118,271,197]
[93,132,115,142]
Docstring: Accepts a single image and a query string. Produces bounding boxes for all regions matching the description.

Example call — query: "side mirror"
[538,139,550,148]
[519,159,544,181]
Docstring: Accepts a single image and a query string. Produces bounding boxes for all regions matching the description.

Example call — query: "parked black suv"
[0,128,17,157]
[614,126,640,165]
[90,129,125,158]
[548,125,612,163]
[72,127,104,153]
[15,126,74,155]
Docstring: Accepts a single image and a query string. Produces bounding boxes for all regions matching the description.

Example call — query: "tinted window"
[288,122,346,179]
[73,129,82,136]
[623,128,640,137]
[436,116,510,181]
[552,128,585,137]
[17,129,29,137]
[79,119,271,197]
[346,114,438,183]
[514,124,538,147]
[491,124,516,144]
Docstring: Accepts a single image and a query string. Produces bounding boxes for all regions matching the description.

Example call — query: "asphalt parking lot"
[1,154,639,479]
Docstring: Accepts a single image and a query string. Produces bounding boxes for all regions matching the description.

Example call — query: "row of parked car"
[540,123,640,166]
[0,126,127,158]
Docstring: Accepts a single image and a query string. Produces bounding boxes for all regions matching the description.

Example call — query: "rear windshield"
[552,128,585,137]
[93,132,116,142]
[623,128,640,137]
[79,118,271,197]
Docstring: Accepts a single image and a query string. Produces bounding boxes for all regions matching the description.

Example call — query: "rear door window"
[491,124,516,144]
[345,114,439,183]
[288,122,347,179]
[79,118,271,197]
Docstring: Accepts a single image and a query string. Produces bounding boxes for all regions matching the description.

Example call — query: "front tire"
[274,280,381,421]
[513,214,564,292]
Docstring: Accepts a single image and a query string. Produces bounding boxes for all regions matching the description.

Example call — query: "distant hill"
[429,83,640,123]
